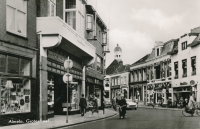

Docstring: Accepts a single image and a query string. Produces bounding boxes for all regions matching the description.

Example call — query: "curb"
[51,112,118,129]
[138,106,182,111]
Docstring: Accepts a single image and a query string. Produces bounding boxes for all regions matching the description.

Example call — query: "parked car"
[126,99,137,110]
[104,100,112,108]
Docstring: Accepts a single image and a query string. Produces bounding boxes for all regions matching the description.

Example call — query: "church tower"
[114,44,122,61]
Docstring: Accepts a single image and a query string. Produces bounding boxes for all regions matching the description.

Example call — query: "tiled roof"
[114,65,130,74]
[146,48,155,61]
[106,60,123,75]
[147,39,178,60]
[131,54,149,66]
[188,35,200,47]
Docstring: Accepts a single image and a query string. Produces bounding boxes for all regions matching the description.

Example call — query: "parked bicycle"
[182,102,200,117]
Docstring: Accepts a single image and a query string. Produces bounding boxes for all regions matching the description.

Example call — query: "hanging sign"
[169,88,173,93]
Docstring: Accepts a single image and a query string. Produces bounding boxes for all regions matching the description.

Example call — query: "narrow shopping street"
[64,108,200,129]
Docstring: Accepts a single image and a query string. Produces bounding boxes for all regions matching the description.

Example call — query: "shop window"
[182,59,187,77]
[191,56,196,75]
[182,41,187,50]
[174,62,178,79]
[47,0,56,17]
[0,54,6,73]
[6,0,27,37]
[0,54,31,76]
[1,78,31,114]
[8,56,19,74]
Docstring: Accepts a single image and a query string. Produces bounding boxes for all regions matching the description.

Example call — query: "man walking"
[79,94,87,116]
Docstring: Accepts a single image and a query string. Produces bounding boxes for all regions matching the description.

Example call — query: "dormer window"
[157,48,159,56]
[182,41,187,50]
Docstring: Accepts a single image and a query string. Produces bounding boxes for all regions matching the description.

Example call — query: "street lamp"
[63,57,73,123]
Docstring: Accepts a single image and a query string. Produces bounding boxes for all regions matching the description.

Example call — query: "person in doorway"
[188,92,196,116]
[79,94,87,116]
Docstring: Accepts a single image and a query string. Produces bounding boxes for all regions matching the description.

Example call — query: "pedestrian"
[183,98,188,108]
[79,94,87,116]
[90,93,99,118]
[188,92,196,116]
[112,97,116,111]
[118,95,127,119]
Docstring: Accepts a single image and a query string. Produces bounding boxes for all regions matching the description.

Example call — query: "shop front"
[111,86,121,103]
[46,48,83,117]
[85,77,103,108]
[0,45,37,126]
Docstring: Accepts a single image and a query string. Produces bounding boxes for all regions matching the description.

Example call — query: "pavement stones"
[1,109,117,129]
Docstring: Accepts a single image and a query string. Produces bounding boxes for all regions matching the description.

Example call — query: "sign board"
[169,88,173,93]
[63,108,67,111]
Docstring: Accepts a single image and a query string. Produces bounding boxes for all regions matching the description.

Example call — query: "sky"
[87,0,200,67]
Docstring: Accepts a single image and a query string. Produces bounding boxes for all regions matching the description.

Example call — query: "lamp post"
[63,57,73,123]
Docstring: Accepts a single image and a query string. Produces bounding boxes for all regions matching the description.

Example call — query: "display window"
[1,78,31,114]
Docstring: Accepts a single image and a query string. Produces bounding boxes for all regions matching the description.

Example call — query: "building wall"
[0,0,37,48]
[171,34,200,102]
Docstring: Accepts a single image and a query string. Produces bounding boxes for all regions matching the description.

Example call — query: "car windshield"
[126,99,132,102]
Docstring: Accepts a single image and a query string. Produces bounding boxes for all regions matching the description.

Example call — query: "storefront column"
[40,56,48,120]
[82,66,85,96]
[197,84,200,102]
[143,86,144,101]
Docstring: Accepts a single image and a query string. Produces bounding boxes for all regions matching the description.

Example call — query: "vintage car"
[126,99,137,110]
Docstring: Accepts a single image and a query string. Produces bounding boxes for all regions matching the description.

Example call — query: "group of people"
[79,93,99,117]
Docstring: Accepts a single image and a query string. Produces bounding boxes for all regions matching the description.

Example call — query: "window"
[64,0,85,36]
[182,41,187,50]
[115,78,117,85]
[118,77,120,85]
[157,48,159,56]
[48,0,56,17]
[0,53,31,76]
[174,62,178,79]
[124,76,126,84]
[112,78,114,86]
[65,11,76,30]
[86,15,93,31]
[182,59,187,77]
[191,56,196,75]
[102,32,107,44]
[1,78,31,114]
[6,0,27,37]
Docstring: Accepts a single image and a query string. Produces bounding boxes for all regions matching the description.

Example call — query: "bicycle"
[182,102,200,117]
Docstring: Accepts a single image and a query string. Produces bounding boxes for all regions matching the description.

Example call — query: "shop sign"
[169,88,173,93]
[180,82,188,85]
[190,80,195,85]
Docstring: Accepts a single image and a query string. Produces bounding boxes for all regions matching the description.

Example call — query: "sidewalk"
[138,105,183,111]
[1,109,117,129]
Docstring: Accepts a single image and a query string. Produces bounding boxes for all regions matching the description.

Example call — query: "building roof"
[114,44,122,52]
[106,60,123,75]
[147,39,178,61]
[187,35,200,47]
[131,54,149,67]
[113,65,130,74]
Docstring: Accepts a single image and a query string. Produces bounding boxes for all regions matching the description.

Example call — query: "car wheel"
[135,108,137,110]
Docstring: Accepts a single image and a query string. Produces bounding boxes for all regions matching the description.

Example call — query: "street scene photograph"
[0,0,200,129]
